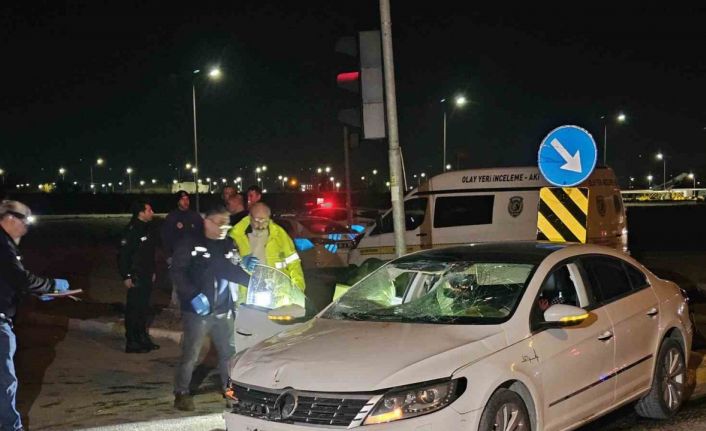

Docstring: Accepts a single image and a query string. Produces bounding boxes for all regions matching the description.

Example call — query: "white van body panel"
[349,166,626,266]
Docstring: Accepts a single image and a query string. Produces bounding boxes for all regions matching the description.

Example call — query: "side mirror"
[267,304,307,325]
[540,304,590,328]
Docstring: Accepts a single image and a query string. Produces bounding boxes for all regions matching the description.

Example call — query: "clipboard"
[44,289,83,298]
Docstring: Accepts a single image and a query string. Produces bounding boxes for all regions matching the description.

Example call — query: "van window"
[434,195,494,228]
[370,198,428,235]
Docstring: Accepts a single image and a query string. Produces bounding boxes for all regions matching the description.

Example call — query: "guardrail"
[621,188,706,202]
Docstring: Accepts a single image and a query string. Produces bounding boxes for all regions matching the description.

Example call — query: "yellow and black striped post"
[537,187,589,243]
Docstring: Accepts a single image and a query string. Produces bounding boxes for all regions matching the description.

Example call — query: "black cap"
[175,190,190,201]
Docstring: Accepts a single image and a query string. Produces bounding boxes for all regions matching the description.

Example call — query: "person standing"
[225,193,248,226]
[171,206,250,411]
[246,184,262,207]
[229,202,305,292]
[161,190,203,306]
[221,185,236,205]
[117,200,159,353]
[0,200,70,431]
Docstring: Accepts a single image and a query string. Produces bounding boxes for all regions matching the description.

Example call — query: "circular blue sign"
[538,125,597,187]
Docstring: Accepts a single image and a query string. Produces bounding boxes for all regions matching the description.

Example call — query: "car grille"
[232,384,372,427]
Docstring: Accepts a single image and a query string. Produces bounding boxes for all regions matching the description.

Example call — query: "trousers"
[0,322,21,431]
[174,311,235,394]
[125,274,153,344]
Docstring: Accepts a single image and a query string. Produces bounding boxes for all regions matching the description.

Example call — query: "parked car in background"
[226,241,691,431]
[307,207,382,233]
[273,215,360,269]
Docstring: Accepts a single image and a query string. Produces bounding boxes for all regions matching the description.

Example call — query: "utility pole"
[343,126,353,227]
[379,0,406,258]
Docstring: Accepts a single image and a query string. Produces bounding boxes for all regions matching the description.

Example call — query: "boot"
[125,340,150,353]
[140,332,160,350]
[174,393,195,411]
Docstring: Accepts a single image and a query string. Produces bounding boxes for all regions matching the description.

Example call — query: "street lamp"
[688,173,696,189]
[90,157,105,194]
[656,152,666,190]
[191,66,222,212]
[0,168,4,184]
[445,164,452,171]
[126,167,133,192]
[441,94,467,171]
[647,174,653,189]
[602,112,626,166]
[59,167,66,180]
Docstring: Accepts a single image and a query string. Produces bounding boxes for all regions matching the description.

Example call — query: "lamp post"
[0,168,4,185]
[90,158,105,194]
[126,167,133,192]
[602,112,626,166]
[441,95,467,171]
[59,167,66,181]
[688,173,696,189]
[191,66,222,212]
[656,152,666,190]
[647,174,653,189]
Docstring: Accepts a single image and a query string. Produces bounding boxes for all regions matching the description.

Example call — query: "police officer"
[0,200,70,431]
[171,206,250,411]
[118,200,159,353]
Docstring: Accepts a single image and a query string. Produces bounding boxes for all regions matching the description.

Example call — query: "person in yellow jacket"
[229,202,305,303]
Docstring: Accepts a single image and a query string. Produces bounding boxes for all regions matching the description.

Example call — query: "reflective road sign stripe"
[537,187,589,243]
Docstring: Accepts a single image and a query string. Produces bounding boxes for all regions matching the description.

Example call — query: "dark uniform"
[117,217,157,352]
[171,234,249,406]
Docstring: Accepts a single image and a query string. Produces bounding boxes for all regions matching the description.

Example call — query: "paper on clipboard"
[44,289,83,298]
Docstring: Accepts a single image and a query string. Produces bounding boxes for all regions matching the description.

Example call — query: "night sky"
[1,2,705,189]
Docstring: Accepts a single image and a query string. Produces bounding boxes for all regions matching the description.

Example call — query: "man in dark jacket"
[170,206,249,411]
[161,190,203,306]
[117,200,158,353]
[0,200,70,431]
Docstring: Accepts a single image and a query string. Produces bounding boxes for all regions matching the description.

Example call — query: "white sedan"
[225,242,692,431]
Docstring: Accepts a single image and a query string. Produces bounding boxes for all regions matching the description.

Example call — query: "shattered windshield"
[323,257,535,324]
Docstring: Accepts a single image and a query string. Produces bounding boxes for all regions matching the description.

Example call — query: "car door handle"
[416,233,428,237]
[597,331,614,341]
[647,308,659,317]
[236,330,252,337]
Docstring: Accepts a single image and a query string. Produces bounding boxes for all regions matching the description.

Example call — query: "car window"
[370,198,428,235]
[581,256,633,303]
[625,263,649,290]
[434,195,494,228]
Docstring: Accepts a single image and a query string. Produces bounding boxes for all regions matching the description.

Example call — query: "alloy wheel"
[661,347,685,411]
[492,401,529,431]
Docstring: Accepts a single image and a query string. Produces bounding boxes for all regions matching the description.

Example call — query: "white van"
[348,166,627,267]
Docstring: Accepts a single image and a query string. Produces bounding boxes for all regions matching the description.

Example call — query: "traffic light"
[336,30,386,140]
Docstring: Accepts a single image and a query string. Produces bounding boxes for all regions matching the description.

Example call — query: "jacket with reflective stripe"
[229,216,306,292]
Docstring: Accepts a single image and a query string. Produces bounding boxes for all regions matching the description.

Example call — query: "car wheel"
[478,388,530,431]
[635,337,686,419]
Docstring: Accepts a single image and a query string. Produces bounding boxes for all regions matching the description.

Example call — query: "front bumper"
[224,406,480,430]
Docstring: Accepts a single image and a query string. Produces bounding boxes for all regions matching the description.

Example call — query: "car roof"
[396,241,574,265]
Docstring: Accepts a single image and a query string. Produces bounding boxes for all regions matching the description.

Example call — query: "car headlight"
[364,379,464,425]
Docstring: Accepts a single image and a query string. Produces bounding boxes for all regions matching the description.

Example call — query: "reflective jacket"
[229,216,305,292]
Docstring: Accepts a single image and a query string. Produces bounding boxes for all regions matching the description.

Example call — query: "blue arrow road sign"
[538,125,598,187]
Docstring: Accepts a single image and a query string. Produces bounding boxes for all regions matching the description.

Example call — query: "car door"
[581,256,660,403]
[234,266,310,351]
[530,262,616,431]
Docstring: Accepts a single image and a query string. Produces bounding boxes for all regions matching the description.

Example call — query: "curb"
[23,311,183,343]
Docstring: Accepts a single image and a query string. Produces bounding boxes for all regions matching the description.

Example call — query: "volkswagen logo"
[272,389,298,421]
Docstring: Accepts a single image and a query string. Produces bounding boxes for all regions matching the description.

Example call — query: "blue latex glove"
[39,295,56,302]
[191,293,210,316]
[54,279,70,293]
[241,255,260,272]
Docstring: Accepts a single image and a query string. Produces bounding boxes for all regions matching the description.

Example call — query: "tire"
[478,388,531,431]
[635,337,686,419]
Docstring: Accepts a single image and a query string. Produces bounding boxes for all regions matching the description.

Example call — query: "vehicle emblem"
[508,196,524,217]
[596,195,606,217]
[271,389,298,421]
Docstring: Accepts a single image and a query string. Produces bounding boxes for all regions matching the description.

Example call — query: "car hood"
[231,317,507,392]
